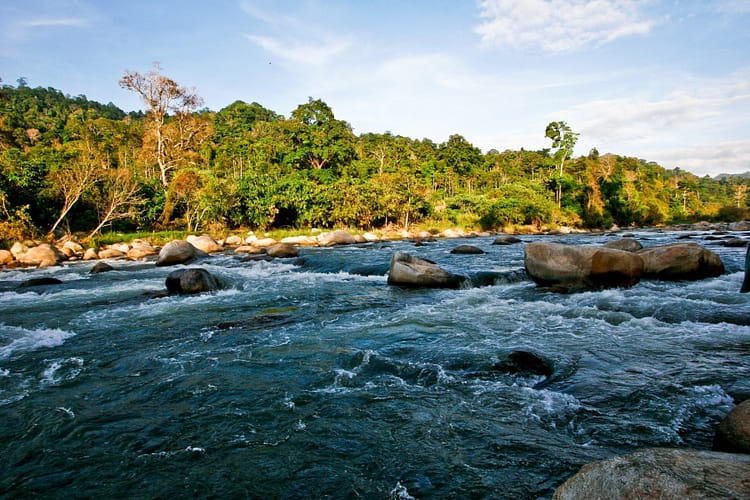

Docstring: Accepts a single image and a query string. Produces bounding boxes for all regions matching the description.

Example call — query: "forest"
[1,67,749,247]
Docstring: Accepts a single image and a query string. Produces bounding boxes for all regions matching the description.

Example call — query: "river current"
[1,231,748,499]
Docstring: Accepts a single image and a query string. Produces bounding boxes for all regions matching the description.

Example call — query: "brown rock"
[97,247,126,259]
[714,400,750,454]
[387,251,465,288]
[603,238,643,252]
[186,234,223,253]
[16,243,65,268]
[0,249,12,265]
[156,240,206,267]
[265,243,299,258]
[554,448,750,500]
[638,243,724,280]
[318,230,357,246]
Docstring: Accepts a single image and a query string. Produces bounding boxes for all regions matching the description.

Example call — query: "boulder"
[722,238,749,247]
[742,245,750,293]
[387,251,466,288]
[127,241,157,260]
[62,240,84,256]
[251,237,277,248]
[0,249,12,265]
[603,238,643,252]
[18,277,64,288]
[441,229,464,238]
[318,230,357,246]
[224,235,243,246]
[363,232,380,242]
[714,400,750,454]
[165,268,221,295]
[450,244,484,255]
[729,221,750,231]
[186,234,223,253]
[265,243,299,258]
[524,242,643,291]
[97,247,126,259]
[156,240,206,267]
[234,245,264,255]
[492,236,522,245]
[15,243,65,268]
[10,242,29,259]
[281,235,318,246]
[637,243,724,280]
[553,448,750,500]
[90,261,115,274]
[83,248,98,261]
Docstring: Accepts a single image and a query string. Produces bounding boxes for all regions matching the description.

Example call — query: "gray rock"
[554,448,750,500]
[524,242,643,291]
[714,400,750,454]
[603,238,643,252]
[156,240,206,267]
[18,277,64,288]
[492,236,522,245]
[450,244,484,255]
[165,268,220,294]
[387,251,465,288]
[638,243,724,280]
[90,262,115,274]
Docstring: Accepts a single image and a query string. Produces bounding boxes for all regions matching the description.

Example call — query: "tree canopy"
[0,72,748,245]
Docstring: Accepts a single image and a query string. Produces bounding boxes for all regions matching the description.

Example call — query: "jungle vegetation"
[1,68,748,246]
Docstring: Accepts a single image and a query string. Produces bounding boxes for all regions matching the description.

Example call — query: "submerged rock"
[493,350,554,377]
[524,242,643,291]
[165,268,221,294]
[450,244,484,255]
[553,448,750,500]
[387,251,465,288]
[492,236,522,245]
[90,262,115,274]
[713,399,750,454]
[18,277,64,288]
[638,242,724,280]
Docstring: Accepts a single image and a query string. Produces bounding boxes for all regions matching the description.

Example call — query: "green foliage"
[0,80,747,239]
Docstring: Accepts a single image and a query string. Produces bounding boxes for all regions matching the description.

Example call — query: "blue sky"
[2,0,749,176]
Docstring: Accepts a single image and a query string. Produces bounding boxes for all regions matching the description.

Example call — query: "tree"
[119,63,203,188]
[545,121,579,207]
[84,167,142,240]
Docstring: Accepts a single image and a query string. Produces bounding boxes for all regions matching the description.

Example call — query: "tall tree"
[545,121,579,207]
[119,63,203,188]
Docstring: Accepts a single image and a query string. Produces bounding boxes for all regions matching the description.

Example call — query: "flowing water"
[1,231,749,499]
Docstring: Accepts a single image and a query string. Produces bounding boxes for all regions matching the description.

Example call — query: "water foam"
[0,324,77,359]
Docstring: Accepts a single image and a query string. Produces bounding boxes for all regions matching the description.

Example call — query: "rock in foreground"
[638,242,724,280]
[554,448,750,500]
[714,400,750,454]
[165,268,221,294]
[524,242,643,291]
[387,251,465,288]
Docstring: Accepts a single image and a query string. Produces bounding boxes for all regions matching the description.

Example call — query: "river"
[1,230,748,498]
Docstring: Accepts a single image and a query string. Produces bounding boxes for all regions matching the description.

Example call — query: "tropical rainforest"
[1,67,748,246]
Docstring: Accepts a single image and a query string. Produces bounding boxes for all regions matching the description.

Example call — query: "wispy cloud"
[22,17,88,28]
[475,0,655,52]
[243,34,350,66]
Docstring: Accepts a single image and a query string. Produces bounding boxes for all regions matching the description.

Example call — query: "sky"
[1,0,750,177]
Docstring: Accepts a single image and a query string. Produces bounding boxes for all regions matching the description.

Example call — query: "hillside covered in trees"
[1,68,748,245]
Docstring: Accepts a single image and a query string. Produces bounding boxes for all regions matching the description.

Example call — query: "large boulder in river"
[387,251,466,288]
[156,240,207,267]
[524,242,643,291]
[165,268,221,294]
[186,234,223,253]
[553,448,750,500]
[15,243,65,268]
[450,244,484,255]
[713,400,750,454]
[637,242,724,280]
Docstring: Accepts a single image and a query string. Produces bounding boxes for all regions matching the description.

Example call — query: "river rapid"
[1,230,749,499]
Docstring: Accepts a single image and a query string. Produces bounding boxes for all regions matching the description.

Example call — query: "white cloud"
[22,18,88,28]
[475,0,654,52]
[646,140,750,176]
[244,34,350,66]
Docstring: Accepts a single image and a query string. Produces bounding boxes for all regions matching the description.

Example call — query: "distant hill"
[714,172,750,181]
